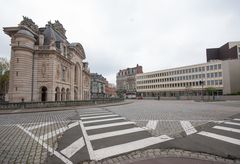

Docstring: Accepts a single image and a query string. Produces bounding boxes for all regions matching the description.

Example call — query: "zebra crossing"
[46,109,173,163]
[16,109,240,163]
[197,117,240,146]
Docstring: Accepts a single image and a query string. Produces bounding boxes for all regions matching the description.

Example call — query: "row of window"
[207,72,222,78]
[118,69,136,76]
[207,80,223,86]
[137,64,222,79]
[137,72,222,84]
[137,80,223,90]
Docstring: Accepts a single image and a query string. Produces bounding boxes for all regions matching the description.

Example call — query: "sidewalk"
[0,100,133,115]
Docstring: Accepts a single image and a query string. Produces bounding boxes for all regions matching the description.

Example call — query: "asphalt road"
[0,100,239,163]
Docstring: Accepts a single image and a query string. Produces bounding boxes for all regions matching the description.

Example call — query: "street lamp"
[200,80,204,101]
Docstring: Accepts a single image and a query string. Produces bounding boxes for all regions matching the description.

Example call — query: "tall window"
[61,65,66,81]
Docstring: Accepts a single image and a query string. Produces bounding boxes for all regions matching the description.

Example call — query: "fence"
[0,98,124,110]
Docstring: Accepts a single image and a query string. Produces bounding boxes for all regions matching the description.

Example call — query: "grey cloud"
[0,0,240,84]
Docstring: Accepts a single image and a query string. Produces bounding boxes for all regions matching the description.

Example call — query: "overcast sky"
[1,0,240,84]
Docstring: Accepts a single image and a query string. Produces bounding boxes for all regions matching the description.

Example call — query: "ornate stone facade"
[4,17,91,102]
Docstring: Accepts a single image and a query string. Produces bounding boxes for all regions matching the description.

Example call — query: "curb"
[81,148,240,164]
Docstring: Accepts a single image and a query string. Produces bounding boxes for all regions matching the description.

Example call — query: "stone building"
[90,73,107,99]
[116,64,143,95]
[3,16,91,102]
[82,62,91,100]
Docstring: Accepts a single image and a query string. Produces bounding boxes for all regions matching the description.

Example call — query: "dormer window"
[56,41,61,49]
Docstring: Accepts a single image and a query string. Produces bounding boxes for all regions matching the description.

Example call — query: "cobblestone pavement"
[0,110,77,163]
[0,100,239,163]
[107,100,240,137]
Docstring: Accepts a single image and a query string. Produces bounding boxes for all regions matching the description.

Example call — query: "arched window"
[41,86,47,102]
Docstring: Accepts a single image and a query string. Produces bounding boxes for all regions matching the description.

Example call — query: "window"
[211,80,214,85]
[207,66,209,71]
[207,80,210,85]
[219,72,222,77]
[215,72,218,77]
[214,65,217,70]
[16,87,18,91]
[218,64,221,69]
[219,80,223,85]
[207,73,210,78]
[202,67,205,71]
[17,58,19,63]
[16,71,18,76]
[210,65,213,70]
[215,80,219,85]
[211,73,214,78]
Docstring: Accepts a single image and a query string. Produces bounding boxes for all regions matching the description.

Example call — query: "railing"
[0,98,124,110]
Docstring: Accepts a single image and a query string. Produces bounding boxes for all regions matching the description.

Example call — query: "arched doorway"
[66,88,70,100]
[41,86,47,102]
[74,87,78,100]
[55,87,60,101]
[61,88,65,101]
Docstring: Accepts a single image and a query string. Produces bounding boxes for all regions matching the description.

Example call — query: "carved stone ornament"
[48,20,66,37]
[19,16,39,33]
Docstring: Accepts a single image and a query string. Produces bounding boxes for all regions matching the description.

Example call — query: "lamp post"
[200,80,204,101]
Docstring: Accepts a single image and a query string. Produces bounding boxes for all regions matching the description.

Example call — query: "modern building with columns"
[3,16,90,102]
[136,59,240,97]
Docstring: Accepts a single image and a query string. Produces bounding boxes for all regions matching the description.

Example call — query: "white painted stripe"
[224,121,240,126]
[60,137,85,158]
[79,120,96,160]
[17,125,72,164]
[40,121,79,140]
[213,126,240,133]
[198,131,240,145]
[94,135,173,160]
[83,117,125,124]
[180,121,197,135]
[89,127,146,141]
[145,120,158,130]
[233,118,240,121]
[26,121,55,130]
[85,121,135,130]
[80,112,111,117]
[81,114,119,120]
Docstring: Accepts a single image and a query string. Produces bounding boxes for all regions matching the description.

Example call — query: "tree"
[116,89,126,98]
[0,57,9,76]
[206,87,217,101]
[0,58,10,101]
